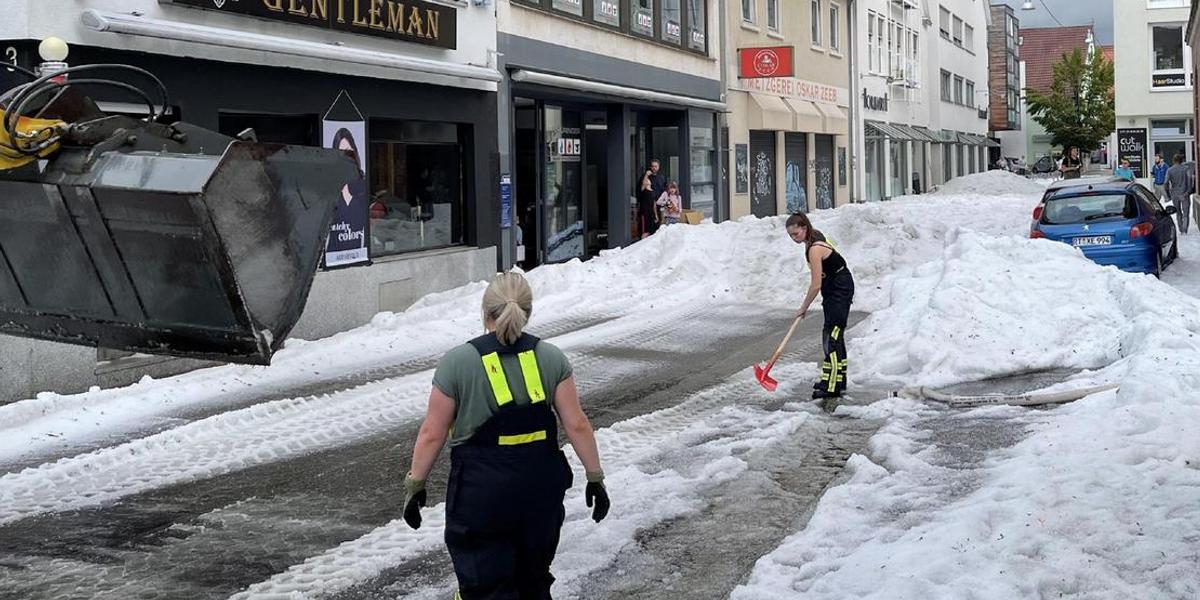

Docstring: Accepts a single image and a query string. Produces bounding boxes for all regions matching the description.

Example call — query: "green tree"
[1026,47,1115,153]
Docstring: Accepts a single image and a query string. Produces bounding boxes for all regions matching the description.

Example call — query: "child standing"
[657,181,684,226]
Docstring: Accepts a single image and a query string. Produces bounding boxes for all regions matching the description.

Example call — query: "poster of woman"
[321,91,369,268]
[322,122,369,267]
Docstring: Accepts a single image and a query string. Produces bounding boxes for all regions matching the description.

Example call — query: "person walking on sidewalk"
[401,272,610,599]
[786,213,855,400]
[1165,153,1193,235]
[1152,153,1169,200]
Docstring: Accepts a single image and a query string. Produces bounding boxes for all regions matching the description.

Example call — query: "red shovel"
[754,315,804,392]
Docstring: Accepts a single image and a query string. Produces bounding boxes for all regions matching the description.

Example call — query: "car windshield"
[1042,192,1137,225]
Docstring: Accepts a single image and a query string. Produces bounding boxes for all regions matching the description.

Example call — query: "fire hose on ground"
[894,383,1121,408]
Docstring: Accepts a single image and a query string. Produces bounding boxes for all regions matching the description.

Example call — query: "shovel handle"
[765,315,804,367]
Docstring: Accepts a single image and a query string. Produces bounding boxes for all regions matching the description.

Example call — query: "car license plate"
[1072,235,1112,247]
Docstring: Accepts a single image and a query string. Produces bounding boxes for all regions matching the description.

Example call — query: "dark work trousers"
[445,444,573,600]
[818,268,855,394]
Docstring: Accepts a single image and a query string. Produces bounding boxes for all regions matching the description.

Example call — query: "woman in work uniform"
[402,272,610,600]
[786,213,855,400]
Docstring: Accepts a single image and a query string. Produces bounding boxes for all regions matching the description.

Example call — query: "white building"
[851,0,992,201]
[1115,0,1194,182]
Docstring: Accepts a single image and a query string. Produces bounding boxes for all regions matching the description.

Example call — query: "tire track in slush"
[0,312,623,475]
[232,360,820,600]
[254,316,868,600]
[0,306,850,600]
[0,306,711,527]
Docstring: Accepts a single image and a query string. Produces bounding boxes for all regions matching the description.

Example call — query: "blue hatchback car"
[1030,178,1179,276]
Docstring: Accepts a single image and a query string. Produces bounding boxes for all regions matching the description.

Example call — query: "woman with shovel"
[786,213,854,399]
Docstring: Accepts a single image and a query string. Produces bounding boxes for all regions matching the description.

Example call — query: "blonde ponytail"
[481,272,533,345]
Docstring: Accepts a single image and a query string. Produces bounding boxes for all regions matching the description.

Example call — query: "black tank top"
[810,242,847,275]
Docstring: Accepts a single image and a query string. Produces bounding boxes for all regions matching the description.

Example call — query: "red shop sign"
[738,46,794,78]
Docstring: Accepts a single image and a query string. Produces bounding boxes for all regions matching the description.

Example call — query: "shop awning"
[747,93,794,131]
[912,124,940,142]
[509,69,726,112]
[892,124,933,142]
[938,129,962,144]
[866,120,909,140]
[900,125,940,143]
[781,98,824,132]
[812,103,848,135]
[983,137,1001,148]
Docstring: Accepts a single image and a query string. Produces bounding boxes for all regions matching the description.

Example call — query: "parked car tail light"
[1032,204,1045,221]
[1130,222,1153,239]
[1030,229,1046,239]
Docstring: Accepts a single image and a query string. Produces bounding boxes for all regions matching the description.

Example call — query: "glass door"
[543,105,585,263]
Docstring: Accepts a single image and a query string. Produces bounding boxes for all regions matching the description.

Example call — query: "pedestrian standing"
[656,181,683,226]
[786,213,855,400]
[1165,153,1192,235]
[639,159,667,238]
[1151,153,1169,200]
[1059,146,1083,180]
[402,272,610,599]
[1114,159,1135,181]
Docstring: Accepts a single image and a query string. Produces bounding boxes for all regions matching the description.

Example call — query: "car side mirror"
[1163,205,1179,216]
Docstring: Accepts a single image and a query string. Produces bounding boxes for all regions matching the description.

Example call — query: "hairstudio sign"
[166,0,457,50]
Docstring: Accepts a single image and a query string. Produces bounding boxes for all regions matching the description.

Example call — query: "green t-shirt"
[432,340,573,447]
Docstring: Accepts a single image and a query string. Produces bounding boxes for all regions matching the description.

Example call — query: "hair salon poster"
[322,91,370,268]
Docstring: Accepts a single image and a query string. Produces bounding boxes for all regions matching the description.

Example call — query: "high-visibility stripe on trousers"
[818,269,854,395]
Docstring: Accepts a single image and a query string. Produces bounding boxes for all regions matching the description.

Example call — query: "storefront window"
[662,0,683,44]
[690,112,716,219]
[1152,24,1189,88]
[367,120,463,256]
[593,0,620,27]
[687,0,707,51]
[543,107,585,263]
[552,0,584,17]
[633,0,656,37]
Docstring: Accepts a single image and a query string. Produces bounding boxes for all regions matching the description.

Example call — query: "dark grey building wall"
[499,33,722,103]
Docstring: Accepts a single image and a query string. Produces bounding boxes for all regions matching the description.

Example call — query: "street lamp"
[1021,1,1034,10]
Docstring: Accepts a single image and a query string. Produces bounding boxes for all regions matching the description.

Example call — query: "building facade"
[1018,25,1094,165]
[851,0,993,202]
[988,2,1022,164]
[0,0,501,400]
[496,0,724,269]
[724,0,852,219]
[1115,0,1193,183]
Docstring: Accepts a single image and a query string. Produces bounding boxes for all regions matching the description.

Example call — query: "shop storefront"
[497,16,723,269]
[727,66,851,217]
[863,121,940,200]
[0,0,502,398]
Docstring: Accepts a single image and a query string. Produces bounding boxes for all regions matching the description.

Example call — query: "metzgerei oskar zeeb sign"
[167,0,457,50]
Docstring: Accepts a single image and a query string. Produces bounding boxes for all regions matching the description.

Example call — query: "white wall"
[1114,0,1192,122]
[856,0,931,129]
[929,0,990,136]
[5,0,498,91]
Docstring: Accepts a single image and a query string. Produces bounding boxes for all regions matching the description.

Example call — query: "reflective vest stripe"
[481,352,514,406]
[828,351,839,392]
[498,430,548,446]
[518,350,546,403]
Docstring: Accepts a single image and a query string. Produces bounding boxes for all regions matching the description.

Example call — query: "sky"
[994,0,1115,45]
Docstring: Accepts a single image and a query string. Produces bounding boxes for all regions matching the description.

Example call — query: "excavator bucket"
[0,83,357,365]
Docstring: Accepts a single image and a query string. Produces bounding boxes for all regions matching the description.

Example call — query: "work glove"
[585,471,610,523]
[402,475,426,530]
